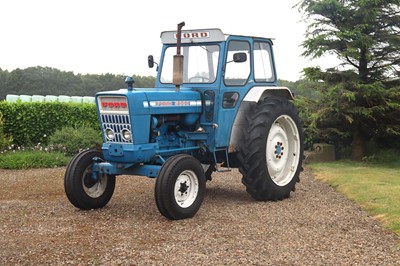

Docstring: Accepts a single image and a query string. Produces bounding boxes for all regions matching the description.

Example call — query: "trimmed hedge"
[0,101,99,146]
[0,112,13,149]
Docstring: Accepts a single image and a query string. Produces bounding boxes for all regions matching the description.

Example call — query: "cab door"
[215,38,253,148]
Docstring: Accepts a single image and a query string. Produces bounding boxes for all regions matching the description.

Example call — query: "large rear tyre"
[238,97,304,201]
[155,154,206,220]
[64,149,115,210]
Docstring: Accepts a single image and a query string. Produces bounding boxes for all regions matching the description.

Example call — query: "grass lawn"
[310,161,400,236]
[0,150,70,169]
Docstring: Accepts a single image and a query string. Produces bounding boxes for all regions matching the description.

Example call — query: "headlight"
[121,129,132,141]
[105,128,115,140]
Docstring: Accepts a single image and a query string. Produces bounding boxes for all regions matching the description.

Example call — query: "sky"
[0,0,337,82]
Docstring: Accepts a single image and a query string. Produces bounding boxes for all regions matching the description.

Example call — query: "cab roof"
[160,28,273,44]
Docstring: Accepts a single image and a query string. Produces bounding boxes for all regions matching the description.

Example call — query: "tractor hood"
[96,87,202,115]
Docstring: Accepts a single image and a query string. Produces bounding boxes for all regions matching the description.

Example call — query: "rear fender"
[243,86,294,102]
[228,86,294,153]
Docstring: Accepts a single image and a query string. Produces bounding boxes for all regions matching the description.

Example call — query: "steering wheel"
[189,76,210,83]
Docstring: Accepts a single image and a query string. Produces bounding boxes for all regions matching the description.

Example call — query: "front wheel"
[155,154,206,220]
[64,149,115,210]
[238,97,304,201]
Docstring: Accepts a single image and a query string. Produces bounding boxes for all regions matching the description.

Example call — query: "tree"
[0,67,156,100]
[298,0,400,160]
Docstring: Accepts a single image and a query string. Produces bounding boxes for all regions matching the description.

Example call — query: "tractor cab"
[148,27,292,151]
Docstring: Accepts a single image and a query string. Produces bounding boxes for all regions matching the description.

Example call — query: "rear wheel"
[155,154,206,220]
[64,149,115,210]
[238,97,304,201]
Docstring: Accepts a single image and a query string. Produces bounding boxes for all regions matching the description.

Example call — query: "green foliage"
[0,112,13,150]
[0,66,156,100]
[294,96,320,149]
[0,150,69,169]
[301,69,399,140]
[362,143,400,166]
[298,0,400,84]
[0,67,156,147]
[48,126,102,156]
[0,101,99,146]
[298,0,400,160]
[132,74,156,88]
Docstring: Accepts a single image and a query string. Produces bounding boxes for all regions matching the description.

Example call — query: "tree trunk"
[359,47,369,83]
[351,130,366,161]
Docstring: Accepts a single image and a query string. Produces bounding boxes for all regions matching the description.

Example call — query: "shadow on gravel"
[205,186,254,204]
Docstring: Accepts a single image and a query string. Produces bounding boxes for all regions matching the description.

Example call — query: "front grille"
[100,114,133,143]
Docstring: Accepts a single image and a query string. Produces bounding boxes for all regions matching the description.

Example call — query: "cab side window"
[254,41,275,82]
[224,40,250,86]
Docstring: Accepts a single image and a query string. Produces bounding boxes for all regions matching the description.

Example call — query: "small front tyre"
[155,154,206,220]
[64,149,115,210]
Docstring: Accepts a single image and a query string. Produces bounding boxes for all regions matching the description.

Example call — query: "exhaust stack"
[173,22,185,91]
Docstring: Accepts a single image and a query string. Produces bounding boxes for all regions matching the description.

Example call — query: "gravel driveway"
[0,167,399,265]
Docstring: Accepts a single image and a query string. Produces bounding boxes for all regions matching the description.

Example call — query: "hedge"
[0,101,99,146]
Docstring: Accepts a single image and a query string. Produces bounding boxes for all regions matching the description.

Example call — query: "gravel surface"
[0,167,399,265]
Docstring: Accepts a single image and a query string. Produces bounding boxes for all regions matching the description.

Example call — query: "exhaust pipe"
[173,22,185,91]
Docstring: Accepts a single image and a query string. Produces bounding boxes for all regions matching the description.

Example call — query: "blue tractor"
[64,23,304,220]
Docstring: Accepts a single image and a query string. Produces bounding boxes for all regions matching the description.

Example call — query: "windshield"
[160,44,220,84]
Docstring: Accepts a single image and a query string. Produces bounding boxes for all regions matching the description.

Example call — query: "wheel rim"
[82,166,108,198]
[174,170,199,208]
[266,115,300,186]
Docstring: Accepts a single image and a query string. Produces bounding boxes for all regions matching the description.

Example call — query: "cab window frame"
[223,40,251,87]
[253,41,276,83]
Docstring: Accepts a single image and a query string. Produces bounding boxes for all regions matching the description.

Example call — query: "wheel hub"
[174,170,199,208]
[274,142,284,159]
[82,167,108,198]
[178,181,189,195]
[83,173,97,188]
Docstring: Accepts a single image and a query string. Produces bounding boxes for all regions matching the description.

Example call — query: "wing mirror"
[226,52,247,64]
[233,52,247,63]
[148,55,159,71]
[148,55,155,68]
